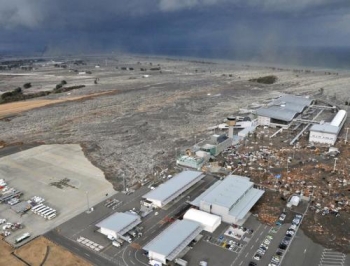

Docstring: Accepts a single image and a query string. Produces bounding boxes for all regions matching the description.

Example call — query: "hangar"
[143,219,202,265]
[143,170,204,208]
[190,175,264,225]
[256,94,314,129]
[96,212,141,239]
[183,208,221,233]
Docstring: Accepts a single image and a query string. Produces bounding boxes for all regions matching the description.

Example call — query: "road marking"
[250,245,254,250]
[245,253,248,258]
[85,253,90,257]
[304,249,307,253]
[239,262,243,266]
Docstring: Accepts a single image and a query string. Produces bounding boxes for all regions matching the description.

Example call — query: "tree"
[23,83,31,89]
[61,80,67,85]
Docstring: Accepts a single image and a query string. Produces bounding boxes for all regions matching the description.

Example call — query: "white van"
[112,241,121,248]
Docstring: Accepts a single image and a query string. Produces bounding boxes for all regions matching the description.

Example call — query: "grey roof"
[96,212,141,235]
[256,106,298,122]
[257,94,313,122]
[273,94,313,107]
[310,123,340,134]
[143,219,202,260]
[143,171,204,204]
[192,175,253,209]
[228,188,264,220]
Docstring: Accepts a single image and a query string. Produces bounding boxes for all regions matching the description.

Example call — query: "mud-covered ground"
[0,55,349,252]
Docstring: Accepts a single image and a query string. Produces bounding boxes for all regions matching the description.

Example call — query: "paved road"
[283,229,350,266]
[45,230,120,266]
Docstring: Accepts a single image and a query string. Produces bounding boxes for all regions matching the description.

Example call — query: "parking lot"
[0,144,115,245]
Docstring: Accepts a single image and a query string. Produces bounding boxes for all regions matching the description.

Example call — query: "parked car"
[112,241,121,248]
[279,213,286,221]
[263,239,271,245]
[253,253,262,261]
[292,218,301,225]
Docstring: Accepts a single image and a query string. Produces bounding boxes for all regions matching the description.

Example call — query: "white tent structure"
[183,208,221,233]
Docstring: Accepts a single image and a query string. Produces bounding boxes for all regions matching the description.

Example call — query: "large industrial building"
[190,175,264,225]
[143,170,204,208]
[256,94,314,129]
[176,150,210,170]
[96,212,141,239]
[309,110,347,145]
[197,134,232,156]
[183,208,221,233]
[143,219,202,265]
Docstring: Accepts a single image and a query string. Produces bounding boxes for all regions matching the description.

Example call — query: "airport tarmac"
[0,144,115,245]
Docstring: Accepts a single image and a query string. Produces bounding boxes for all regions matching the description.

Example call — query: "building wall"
[149,251,166,264]
[215,138,232,156]
[309,131,337,145]
[147,199,163,208]
[258,116,270,126]
[211,204,229,216]
[100,228,117,239]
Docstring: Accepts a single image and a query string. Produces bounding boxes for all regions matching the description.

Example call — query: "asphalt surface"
[283,229,350,266]
[45,230,120,266]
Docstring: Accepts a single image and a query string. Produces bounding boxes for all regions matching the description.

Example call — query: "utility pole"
[333,158,338,172]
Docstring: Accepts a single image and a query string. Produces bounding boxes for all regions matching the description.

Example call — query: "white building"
[143,171,204,208]
[183,208,221,233]
[96,212,141,239]
[309,110,347,145]
[143,219,202,265]
[190,175,264,225]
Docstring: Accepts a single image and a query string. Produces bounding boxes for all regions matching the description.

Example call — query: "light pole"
[333,158,338,172]
[86,191,90,211]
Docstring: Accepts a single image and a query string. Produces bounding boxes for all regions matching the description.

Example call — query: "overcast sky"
[1,0,350,66]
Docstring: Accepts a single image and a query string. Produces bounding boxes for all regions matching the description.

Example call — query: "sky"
[0,0,350,67]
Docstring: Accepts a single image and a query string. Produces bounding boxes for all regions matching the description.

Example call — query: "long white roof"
[143,171,204,204]
[143,219,202,261]
[96,212,141,235]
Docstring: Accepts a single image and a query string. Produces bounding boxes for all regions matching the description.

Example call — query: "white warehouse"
[190,175,264,225]
[143,219,202,265]
[96,212,141,239]
[143,171,204,208]
[309,110,347,145]
[183,208,221,233]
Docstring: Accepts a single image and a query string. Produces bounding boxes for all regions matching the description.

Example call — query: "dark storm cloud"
[0,0,350,67]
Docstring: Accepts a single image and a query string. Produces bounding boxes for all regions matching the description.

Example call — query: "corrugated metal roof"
[143,171,204,203]
[257,106,298,122]
[273,94,313,106]
[143,219,202,260]
[257,94,313,122]
[195,175,253,209]
[228,188,264,219]
[310,123,340,134]
[96,212,141,234]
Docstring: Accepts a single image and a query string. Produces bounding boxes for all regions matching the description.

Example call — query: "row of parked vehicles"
[252,234,274,262]
[268,214,303,266]
[0,179,23,204]
[31,203,57,220]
